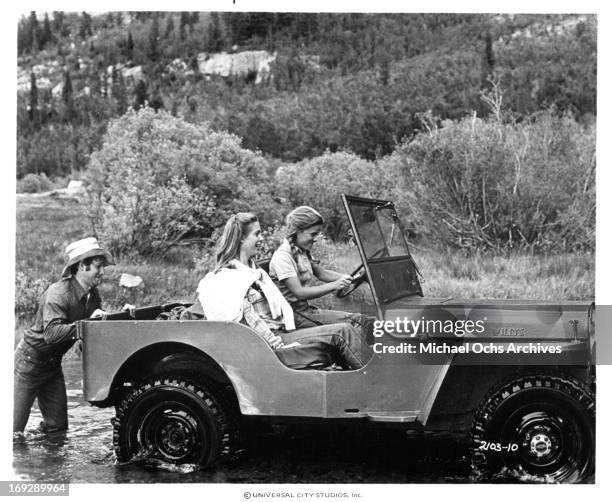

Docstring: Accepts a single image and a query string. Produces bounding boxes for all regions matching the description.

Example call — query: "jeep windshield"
[342,195,423,317]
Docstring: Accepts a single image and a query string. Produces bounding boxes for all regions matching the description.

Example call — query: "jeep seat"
[274,342,335,370]
[179,298,206,320]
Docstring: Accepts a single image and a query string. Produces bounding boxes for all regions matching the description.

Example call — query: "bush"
[276,151,401,240]
[86,107,283,258]
[15,272,49,321]
[389,109,595,251]
[16,173,55,193]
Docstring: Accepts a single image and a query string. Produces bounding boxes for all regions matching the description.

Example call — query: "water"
[13,361,476,484]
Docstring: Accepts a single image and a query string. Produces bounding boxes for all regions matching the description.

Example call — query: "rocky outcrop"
[197,50,277,83]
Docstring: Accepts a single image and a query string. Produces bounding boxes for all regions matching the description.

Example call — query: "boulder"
[121,65,143,82]
[119,273,144,288]
[197,50,277,83]
[66,180,84,195]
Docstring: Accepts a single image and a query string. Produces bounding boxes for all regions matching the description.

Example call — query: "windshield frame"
[342,194,423,318]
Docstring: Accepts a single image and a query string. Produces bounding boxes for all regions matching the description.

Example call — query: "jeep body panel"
[80,318,451,423]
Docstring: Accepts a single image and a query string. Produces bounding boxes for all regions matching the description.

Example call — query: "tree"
[133,80,148,110]
[17,16,31,54]
[149,84,165,111]
[179,12,189,40]
[62,71,75,121]
[206,12,224,52]
[111,71,128,115]
[41,13,53,49]
[190,12,199,32]
[79,11,93,39]
[52,11,65,36]
[125,31,134,61]
[165,14,175,39]
[480,31,495,91]
[148,14,160,61]
[28,11,40,53]
[28,73,38,125]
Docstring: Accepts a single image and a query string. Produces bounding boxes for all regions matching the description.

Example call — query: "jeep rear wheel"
[113,377,234,467]
[470,374,594,483]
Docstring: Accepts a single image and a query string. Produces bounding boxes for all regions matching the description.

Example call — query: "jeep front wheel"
[470,374,594,483]
[113,377,233,467]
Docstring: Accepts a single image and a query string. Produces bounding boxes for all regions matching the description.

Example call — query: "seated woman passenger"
[197,213,370,370]
[269,206,369,331]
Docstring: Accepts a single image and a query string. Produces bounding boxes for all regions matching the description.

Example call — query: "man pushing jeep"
[13,237,119,433]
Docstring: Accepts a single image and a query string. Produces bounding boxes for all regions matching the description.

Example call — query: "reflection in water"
[13,362,476,484]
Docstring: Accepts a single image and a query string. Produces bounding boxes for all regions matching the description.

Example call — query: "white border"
[3,2,610,501]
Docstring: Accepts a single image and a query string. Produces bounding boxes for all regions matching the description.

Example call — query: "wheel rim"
[139,401,206,463]
[499,403,588,481]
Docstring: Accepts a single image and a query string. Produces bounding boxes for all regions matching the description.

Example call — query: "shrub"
[389,109,595,251]
[275,151,400,240]
[16,173,55,193]
[86,107,283,257]
[15,272,49,321]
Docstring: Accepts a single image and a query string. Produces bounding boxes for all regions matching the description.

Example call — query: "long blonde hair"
[214,213,258,272]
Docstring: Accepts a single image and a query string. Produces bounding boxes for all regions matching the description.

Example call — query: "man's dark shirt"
[23,276,101,358]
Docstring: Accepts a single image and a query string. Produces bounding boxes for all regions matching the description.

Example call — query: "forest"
[16,12,596,256]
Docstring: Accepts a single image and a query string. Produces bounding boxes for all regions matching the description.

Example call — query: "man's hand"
[90,309,107,319]
[122,303,136,318]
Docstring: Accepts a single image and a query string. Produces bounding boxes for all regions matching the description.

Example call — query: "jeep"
[79,195,595,482]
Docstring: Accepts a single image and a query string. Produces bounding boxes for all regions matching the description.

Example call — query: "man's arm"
[42,300,79,344]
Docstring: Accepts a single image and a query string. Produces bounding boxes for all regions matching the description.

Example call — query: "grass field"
[15,195,595,343]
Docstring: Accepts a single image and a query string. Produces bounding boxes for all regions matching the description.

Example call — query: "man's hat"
[61,237,115,277]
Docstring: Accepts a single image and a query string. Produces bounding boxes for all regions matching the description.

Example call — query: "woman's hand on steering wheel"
[336,248,386,298]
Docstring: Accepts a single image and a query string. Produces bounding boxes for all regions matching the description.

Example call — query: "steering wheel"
[336,248,385,298]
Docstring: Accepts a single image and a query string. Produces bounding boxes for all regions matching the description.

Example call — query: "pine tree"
[179,12,189,40]
[41,13,53,49]
[133,80,148,110]
[62,71,75,121]
[207,12,224,52]
[28,11,39,53]
[62,71,73,103]
[484,31,495,71]
[165,14,175,39]
[17,16,31,55]
[52,11,69,37]
[190,12,199,32]
[28,72,38,125]
[112,70,128,115]
[480,31,496,91]
[126,32,134,61]
[79,12,93,39]
[149,14,160,61]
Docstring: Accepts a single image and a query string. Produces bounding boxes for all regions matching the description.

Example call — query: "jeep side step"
[366,411,420,423]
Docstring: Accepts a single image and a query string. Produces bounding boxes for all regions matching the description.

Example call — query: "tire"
[470,374,595,483]
[113,376,235,467]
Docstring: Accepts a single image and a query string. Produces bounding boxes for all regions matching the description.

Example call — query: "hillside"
[17,12,597,179]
